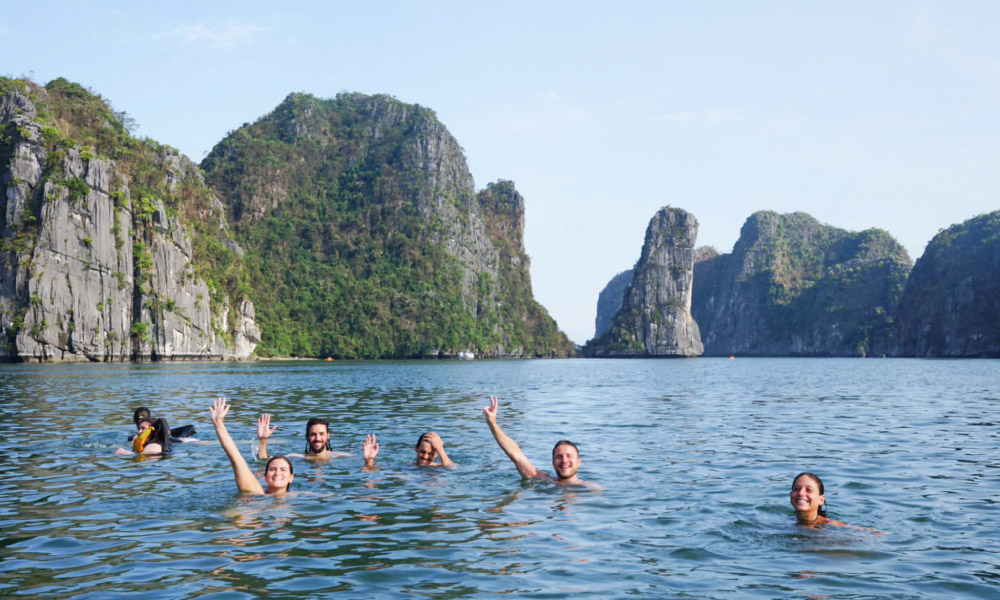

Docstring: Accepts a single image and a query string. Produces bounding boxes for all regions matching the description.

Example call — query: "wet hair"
[792,472,827,517]
[266,455,294,491]
[415,433,433,450]
[133,407,151,425]
[304,417,333,454]
[552,440,580,459]
[148,417,172,454]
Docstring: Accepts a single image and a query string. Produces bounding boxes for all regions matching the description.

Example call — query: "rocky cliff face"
[201,93,572,358]
[0,78,258,361]
[593,268,634,339]
[593,246,719,340]
[894,211,1000,357]
[691,211,911,356]
[584,207,702,357]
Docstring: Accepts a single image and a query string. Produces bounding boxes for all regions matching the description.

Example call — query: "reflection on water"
[1,358,998,598]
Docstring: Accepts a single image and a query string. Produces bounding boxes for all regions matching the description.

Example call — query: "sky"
[4,1,999,344]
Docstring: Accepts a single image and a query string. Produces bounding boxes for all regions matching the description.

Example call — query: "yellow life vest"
[132,426,154,452]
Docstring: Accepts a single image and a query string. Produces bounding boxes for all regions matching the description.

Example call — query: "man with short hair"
[483,396,594,486]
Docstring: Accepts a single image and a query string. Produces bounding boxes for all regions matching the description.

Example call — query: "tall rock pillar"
[585,206,703,357]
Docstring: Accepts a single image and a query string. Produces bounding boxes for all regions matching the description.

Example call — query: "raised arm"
[425,432,454,467]
[256,413,276,460]
[210,397,265,495]
[363,434,379,470]
[483,396,546,480]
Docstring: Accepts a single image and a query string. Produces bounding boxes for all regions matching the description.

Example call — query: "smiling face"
[265,457,294,493]
[415,441,436,466]
[551,442,581,481]
[790,474,825,519]
[307,423,329,455]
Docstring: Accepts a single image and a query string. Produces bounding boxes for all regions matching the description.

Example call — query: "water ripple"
[1,358,997,598]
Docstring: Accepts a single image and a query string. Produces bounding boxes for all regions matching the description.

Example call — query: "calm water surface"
[0,358,997,598]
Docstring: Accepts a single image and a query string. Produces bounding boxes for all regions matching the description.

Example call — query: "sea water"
[0,358,996,598]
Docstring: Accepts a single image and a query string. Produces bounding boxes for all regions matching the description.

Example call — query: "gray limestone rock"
[0,82,258,361]
[585,207,703,357]
[594,268,634,339]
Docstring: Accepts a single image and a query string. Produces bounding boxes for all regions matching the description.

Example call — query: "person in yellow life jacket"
[129,407,196,442]
[117,417,172,456]
[132,420,155,452]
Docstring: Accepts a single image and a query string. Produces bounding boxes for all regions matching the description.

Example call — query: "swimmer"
[415,432,454,467]
[790,472,883,533]
[483,396,596,487]
[116,416,172,455]
[255,414,351,461]
[133,407,152,426]
[211,397,293,495]
[129,406,196,441]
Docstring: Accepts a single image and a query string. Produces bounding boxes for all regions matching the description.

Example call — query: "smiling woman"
[210,396,294,495]
[789,471,882,532]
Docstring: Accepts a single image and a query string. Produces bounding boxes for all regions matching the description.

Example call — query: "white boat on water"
[458,351,475,360]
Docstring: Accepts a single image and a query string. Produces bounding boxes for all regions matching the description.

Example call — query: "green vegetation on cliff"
[1,77,250,341]
[693,211,912,356]
[202,93,571,358]
[895,210,1000,357]
[477,180,569,355]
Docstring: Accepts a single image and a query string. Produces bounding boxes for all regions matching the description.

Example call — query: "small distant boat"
[458,351,475,360]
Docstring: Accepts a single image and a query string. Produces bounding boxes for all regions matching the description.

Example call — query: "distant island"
[586,207,1000,358]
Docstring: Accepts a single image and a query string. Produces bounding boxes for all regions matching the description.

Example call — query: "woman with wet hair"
[116,417,172,455]
[790,472,839,527]
[790,472,883,533]
[211,397,294,495]
[414,432,454,467]
[129,406,196,442]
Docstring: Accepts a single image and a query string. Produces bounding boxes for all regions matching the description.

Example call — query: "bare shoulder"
[562,479,602,491]
[824,517,885,535]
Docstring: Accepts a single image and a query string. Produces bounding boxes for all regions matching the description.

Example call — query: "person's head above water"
[551,440,581,481]
[482,396,592,486]
[132,417,171,454]
[304,417,332,455]
[264,455,294,493]
[790,472,827,522]
[415,433,435,465]
[412,432,453,467]
[133,407,152,427]
[210,397,293,496]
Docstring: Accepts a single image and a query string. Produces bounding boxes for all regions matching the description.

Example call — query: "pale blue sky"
[4,1,998,343]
